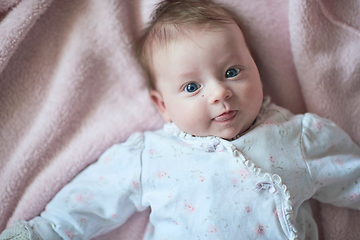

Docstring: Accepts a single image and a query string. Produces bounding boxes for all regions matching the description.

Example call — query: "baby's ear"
[149,90,171,122]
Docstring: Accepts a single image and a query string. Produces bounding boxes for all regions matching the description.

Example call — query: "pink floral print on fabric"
[184,201,195,214]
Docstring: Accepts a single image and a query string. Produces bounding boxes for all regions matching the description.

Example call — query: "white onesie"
[25,99,360,240]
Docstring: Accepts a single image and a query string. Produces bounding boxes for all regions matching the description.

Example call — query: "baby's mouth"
[213,110,238,122]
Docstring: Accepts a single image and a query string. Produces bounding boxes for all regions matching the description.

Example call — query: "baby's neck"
[226,117,258,141]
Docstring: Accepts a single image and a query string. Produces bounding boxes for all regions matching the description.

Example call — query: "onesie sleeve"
[301,113,360,209]
[34,132,146,240]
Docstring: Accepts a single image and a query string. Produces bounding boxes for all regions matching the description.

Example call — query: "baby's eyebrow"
[218,53,243,64]
[178,71,198,79]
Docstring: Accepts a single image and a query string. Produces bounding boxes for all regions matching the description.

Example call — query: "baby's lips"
[213,110,237,122]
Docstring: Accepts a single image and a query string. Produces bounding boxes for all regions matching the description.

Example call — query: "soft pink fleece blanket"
[0,0,359,239]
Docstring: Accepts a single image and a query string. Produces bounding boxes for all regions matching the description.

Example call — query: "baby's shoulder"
[123,128,172,145]
[259,101,301,126]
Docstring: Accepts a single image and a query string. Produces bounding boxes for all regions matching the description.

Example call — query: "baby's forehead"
[151,22,248,77]
[144,21,245,90]
[149,21,239,51]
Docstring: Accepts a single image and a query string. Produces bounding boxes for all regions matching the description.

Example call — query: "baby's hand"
[0,224,41,240]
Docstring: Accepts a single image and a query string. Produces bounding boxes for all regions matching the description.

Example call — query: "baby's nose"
[209,83,232,104]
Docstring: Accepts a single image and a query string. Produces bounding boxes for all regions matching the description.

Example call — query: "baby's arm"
[0,132,145,240]
[301,113,360,208]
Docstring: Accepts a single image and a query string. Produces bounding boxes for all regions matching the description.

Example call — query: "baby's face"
[150,23,263,140]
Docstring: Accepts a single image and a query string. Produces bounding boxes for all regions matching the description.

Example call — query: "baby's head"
[138,0,263,140]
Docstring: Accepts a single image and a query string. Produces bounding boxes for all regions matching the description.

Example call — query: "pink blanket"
[1,0,359,239]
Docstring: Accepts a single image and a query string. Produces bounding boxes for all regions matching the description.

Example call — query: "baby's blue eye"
[225,68,240,78]
[184,83,200,93]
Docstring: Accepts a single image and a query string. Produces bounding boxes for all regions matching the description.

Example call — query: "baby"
[2,0,360,239]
